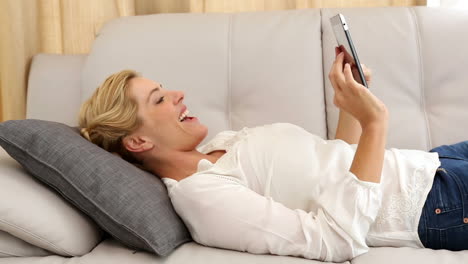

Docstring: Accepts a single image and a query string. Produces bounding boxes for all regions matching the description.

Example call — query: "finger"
[351,64,371,85]
[329,65,342,93]
[330,51,344,70]
[330,52,345,88]
[332,49,343,66]
[365,73,372,84]
[336,51,344,68]
[335,47,340,57]
[344,63,361,89]
[360,64,371,74]
[330,52,344,81]
[360,64,372,83]
[329,71,342,94]
[361,64,371,74]
[333,55,348,91]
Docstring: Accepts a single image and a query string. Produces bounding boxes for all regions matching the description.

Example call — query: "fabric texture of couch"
[1,6,468,264]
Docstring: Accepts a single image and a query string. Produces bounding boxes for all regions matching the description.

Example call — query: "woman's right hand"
[328,50,388,129]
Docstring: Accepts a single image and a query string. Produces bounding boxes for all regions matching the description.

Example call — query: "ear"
[122,135,154,153]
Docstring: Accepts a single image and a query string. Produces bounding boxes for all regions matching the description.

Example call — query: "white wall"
[427,0,468,8]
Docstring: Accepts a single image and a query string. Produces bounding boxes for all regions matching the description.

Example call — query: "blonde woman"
[79,49,468,262]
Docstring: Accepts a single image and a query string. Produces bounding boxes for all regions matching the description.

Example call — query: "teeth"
[179,110,189,122]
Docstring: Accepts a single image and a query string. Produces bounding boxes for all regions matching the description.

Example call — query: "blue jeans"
[417,141,468,250]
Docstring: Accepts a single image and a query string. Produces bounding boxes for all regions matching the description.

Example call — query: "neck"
[143,149,225,181]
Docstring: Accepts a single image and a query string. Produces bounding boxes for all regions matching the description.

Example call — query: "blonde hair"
[78,70,142,165]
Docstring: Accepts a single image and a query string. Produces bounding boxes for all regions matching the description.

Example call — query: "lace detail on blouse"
[195,127,251,186]
[374,167,428,227]
[198,127,249,154]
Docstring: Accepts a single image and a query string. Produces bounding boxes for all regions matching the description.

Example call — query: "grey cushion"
[0,119,192,257]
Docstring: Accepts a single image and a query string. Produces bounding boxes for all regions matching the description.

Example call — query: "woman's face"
[126,77,208,153]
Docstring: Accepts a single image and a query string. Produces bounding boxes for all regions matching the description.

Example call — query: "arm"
[170,176,381,262]
[329,50,388,183]
[335,109,362,144]
[334,48,372,144]
[350,121,387,183]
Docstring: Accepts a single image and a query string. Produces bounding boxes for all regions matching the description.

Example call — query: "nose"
[172,90,184,104]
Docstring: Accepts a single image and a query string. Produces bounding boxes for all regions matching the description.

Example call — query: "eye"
[155,96,165,104]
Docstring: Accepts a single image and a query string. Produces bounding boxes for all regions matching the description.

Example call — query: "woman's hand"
[334,47,372,87]
[328,48,388,129]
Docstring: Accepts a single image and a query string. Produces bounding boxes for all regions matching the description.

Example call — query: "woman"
[78,48,468,262]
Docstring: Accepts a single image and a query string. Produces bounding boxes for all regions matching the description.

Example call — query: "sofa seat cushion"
[0,230,51,258]
[352,246,468,264]
[77,239,340,264]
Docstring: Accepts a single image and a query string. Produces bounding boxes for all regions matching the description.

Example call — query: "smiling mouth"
[179,109,194,122]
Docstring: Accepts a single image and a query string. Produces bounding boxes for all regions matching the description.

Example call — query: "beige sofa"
[1,6,468,264]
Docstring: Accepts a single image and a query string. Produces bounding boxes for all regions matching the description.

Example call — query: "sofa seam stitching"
[319,8,330,139]
[410,7,433,150]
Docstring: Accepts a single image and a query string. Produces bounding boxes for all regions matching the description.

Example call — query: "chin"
[196,125,209,143]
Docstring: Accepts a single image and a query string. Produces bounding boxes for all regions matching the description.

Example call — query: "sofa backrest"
[322,7,468,151]
[27,7,468,150]
[80,8,326,143]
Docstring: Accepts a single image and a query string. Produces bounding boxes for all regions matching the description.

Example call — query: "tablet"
[330,14,368,88]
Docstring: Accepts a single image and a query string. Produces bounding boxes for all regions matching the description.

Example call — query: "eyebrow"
[146,84,163,104]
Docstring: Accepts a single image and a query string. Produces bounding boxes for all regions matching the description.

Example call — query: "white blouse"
[162,123,441,262]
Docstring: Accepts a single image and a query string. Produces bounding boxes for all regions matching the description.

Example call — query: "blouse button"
[464,218,468,224]
[435,208,442,214]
